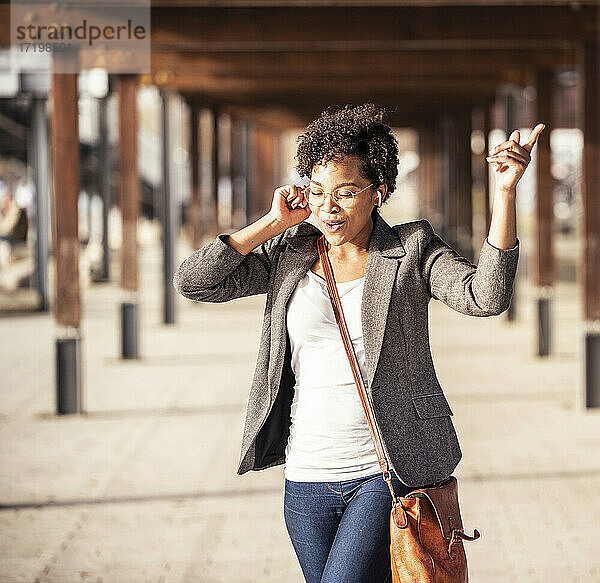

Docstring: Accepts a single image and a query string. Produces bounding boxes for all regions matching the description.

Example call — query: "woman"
[173,103,544,582]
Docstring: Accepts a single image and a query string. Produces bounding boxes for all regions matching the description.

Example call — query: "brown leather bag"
[317,234,480,582]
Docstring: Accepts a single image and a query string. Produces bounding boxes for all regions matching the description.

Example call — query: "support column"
[257,125,277,216]
[29,96,50,311]
[50,52,82,414]
[246,122,257,224]
[455,105,473,261]
[439,113,456,246]
[416,124,427,219]
[417,121,441,225]
[483,101,493,234]
[247,123,276,223]
[231,117,249,230]
[210,106,220,236]
[161,90,175,325]
[221,113,234,230]
[471,104,490,249]
[582,37,600,408]
[273,129,284,189]
[117,74,140,358]
[430,115,445,233]
[187,100,203,249]
[97,84,112,282]
[532,70,555,356]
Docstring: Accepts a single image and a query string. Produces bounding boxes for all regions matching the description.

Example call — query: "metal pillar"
[187,101,203,249]
[232,117,249,229]
[161,90,175,325]
[582,35,600,409]
[439,113,455,245]
[117,74,140,357]
[210,106,220,235]
[483,102,493,234]
[456,106,473,261]
[246,121,257,224]
[417,121,440,225]
[97,91,111,281]
[29,97,50,311]
[533,70,554,353]
[50,51,83,414]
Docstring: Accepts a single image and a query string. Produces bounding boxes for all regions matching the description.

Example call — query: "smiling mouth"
[323,219,345,232]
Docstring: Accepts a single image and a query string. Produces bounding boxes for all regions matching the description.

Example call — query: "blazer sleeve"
[418,219,520,317]
[173,231,286,303]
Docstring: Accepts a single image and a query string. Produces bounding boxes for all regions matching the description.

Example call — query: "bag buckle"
[382,470,399,505]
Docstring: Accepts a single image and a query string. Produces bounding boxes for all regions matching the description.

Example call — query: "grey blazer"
[173,208,520,487]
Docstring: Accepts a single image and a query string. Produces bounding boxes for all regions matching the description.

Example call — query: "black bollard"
[537,292,552,357]
[121,301,139,359]
[585,329,600,409]
[56,333,82,414]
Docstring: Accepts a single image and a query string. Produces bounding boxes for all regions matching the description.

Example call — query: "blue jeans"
[283,470,414,583]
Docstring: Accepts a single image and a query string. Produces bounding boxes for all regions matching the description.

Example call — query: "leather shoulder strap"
[316,235,391,478]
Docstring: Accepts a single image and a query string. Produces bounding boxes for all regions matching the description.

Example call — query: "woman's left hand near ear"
[486,123,546,194]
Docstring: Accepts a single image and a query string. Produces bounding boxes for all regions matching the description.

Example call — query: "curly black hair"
[294,103,399,205]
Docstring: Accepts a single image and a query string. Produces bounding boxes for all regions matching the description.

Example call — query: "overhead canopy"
[0,2,594,126]
[141,3,593,125]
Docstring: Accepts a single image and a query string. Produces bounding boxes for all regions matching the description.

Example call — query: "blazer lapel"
[361,211,406,389]
[269,210,406,400]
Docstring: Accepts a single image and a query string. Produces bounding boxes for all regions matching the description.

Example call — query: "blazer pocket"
[412,393,454,418]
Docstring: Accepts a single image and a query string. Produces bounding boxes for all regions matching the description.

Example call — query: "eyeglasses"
[301,182,375,208]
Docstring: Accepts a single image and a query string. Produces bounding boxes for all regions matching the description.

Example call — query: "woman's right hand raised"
[268,184,312,230]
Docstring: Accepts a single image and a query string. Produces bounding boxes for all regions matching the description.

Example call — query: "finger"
[524,123,546,152]
[290,186,307,208]
[489,139,510,155]
[489,138,529,159]
[486,156,525,173]
[486,150,529,165]
[489,138,519,156]
[508,130,531,159]
[489,142,531,161]
[294,192,309,209]
[513,143,530,160]
[487,157,526,171]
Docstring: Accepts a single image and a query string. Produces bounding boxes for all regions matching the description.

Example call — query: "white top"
[284,268,381,482]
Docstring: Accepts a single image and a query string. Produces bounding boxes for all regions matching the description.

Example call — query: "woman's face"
[309,155,384,249]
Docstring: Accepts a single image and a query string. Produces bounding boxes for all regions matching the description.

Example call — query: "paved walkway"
[0,227,599,582]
